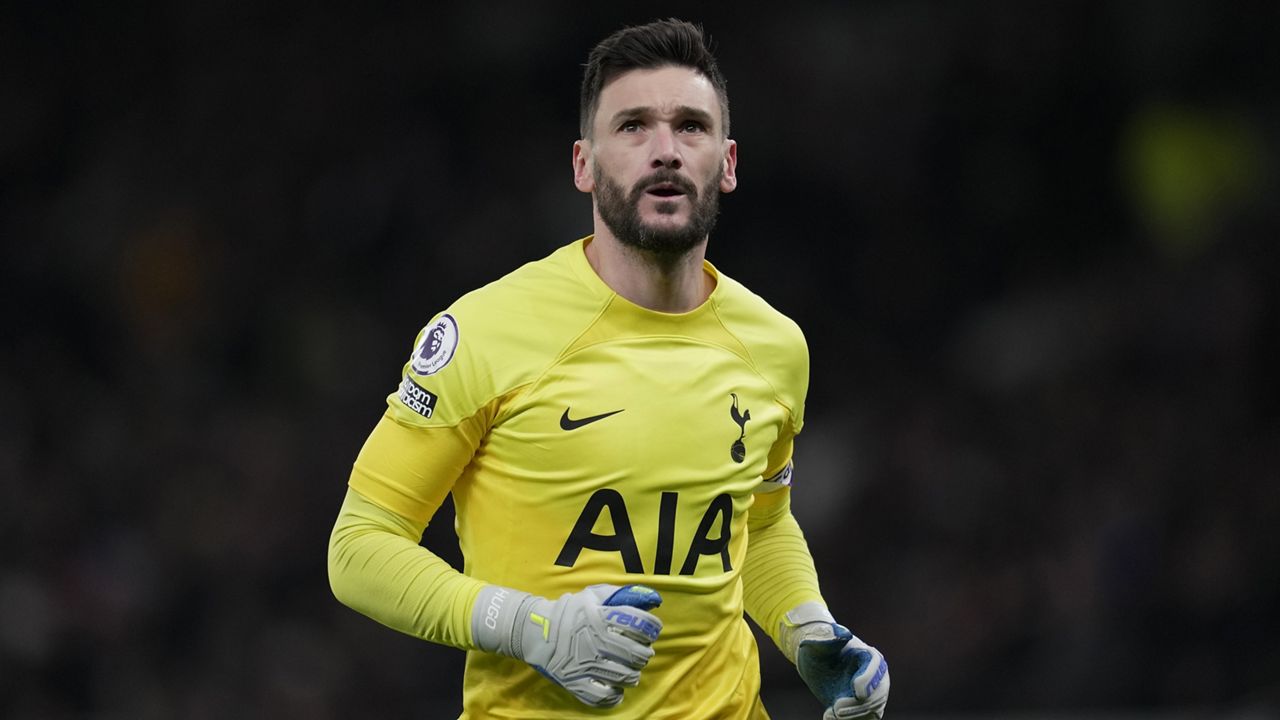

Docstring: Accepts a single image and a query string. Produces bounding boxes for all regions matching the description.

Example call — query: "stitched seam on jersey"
[708,299,798,435]
[485,240,618,425]
[558,331,756,363]
[349,468,433,523]
[388,394,501,433]
[547,295,800,440]
[505,292,617,417]
[556,292,767,365]
[412,243,609,430]
[449,285,613,585]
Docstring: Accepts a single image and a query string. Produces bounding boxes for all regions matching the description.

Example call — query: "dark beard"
[594,166,721,257]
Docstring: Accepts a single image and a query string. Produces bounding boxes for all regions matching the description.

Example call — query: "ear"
[719,139,738,193]
[573,140,594,193]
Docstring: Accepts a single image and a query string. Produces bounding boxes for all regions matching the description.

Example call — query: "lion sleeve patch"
[410,314,460,376]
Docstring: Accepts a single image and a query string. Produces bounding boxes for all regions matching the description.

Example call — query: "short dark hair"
[579,18,730,139]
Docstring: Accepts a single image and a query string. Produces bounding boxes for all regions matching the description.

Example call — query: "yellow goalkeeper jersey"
[352,236,808,719]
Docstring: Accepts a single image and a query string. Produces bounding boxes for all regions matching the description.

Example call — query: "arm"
[328,412,664,707]
[742,457,891,719]
[742,473,825,648]
[327,412,487,648]
[328,485,484,648]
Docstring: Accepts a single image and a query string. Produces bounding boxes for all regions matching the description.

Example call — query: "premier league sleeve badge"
[410,314,460,376]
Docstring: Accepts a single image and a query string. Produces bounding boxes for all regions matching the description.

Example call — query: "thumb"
[594,584,664,645]
[599,584,663,611]
[799,623,853,655]
[796,623,855,707]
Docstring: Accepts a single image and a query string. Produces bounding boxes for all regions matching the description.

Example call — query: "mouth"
[645,182,688,199]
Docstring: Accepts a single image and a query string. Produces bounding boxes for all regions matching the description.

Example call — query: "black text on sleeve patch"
[399,375,440,418]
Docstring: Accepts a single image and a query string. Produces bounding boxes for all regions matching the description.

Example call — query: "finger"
[567,678,624,708]
[602,584,663,611]
[834,687,887,717]
[584,657,642,688]
[831,706,883,719]
[831,701,874,719]
[601,605,663,644]
[599,631,656,669]
[831,694,888,719]
[850,652,889,700]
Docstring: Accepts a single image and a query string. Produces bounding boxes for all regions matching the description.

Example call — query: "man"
[328,18,890,719]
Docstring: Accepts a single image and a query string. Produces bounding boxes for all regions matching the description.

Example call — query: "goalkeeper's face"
[574,66,738,256]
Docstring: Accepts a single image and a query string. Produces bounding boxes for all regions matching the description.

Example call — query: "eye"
[619,120,642,133]
[680,120,706,133]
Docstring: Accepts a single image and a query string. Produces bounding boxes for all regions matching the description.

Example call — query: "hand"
[472,583,663,707]
[794,622,890,719]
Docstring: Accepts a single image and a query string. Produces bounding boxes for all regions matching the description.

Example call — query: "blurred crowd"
[2,2,1276,718]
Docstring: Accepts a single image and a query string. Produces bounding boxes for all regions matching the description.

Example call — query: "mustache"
[630,170,698,199]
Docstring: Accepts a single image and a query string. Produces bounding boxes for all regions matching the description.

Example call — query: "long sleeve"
[742,485,826,652]
[328,488,485,649]
[327,410,491,649]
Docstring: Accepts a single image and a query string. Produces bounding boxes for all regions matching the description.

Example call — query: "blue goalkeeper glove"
[782,602,890,719]
[472,583,663,707]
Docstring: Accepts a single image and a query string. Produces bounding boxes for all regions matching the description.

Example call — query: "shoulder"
[447,241,602,357]
[711,267,809,411]
[711,270,808,364]
[395,242,604,424]
[710,268,810,429]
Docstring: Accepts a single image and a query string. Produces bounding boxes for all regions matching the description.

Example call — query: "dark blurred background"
[2,1,1278,718]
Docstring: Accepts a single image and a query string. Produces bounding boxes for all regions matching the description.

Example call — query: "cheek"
[700,155,726,186]
[593,151,629,183]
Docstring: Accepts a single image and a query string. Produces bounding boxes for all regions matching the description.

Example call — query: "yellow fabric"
[348,406,495,525]
[338,237,820,719]
[328,487,484,650]
[742,486,825,650]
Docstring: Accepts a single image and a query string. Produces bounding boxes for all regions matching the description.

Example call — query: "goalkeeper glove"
[471,583,663,707]
[782,602,890,719]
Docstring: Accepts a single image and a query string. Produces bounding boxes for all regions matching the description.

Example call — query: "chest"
[488,338,784,491]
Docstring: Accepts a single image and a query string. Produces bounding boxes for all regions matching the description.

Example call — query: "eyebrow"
[609,105,717,129]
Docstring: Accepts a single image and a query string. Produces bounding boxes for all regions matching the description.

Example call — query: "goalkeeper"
[328,18,889,719]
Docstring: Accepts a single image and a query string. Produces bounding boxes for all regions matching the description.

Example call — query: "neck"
[584,231,713,313]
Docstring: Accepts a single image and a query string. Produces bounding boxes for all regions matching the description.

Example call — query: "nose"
[650,125,682,170]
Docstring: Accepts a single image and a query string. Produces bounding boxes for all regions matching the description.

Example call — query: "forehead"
[596,66,722,125]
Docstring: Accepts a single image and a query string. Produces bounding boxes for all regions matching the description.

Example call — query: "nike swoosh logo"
[560,407,625,431]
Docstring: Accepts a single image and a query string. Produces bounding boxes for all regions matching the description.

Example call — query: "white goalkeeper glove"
[471,583,663,707]
[781,602,890,719]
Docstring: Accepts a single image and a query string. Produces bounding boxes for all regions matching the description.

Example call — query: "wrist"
[471,585,533,656]
[778,601,837,664]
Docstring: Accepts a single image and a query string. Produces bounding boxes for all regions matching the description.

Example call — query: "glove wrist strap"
[779,601,837,664]
[471,585,533,657]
